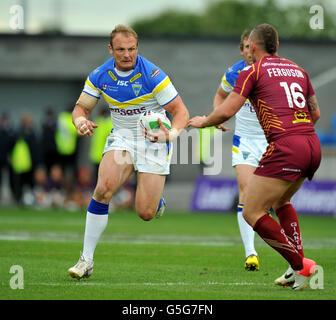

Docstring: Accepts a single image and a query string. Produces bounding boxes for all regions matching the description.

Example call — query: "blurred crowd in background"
[1,103,335,213]
[0,106,136,212]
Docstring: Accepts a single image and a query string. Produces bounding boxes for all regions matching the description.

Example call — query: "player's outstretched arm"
[307,95,321,125]
[212,85,230,131]
[72,92,99,137]
[189,92,245,128]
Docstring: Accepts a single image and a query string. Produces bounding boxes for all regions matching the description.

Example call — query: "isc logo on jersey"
[117,80,129,86]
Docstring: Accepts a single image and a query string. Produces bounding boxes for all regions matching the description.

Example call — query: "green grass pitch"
[0,206,335,300]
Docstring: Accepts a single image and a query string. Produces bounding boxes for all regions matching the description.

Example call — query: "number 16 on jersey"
[279,81,306,109]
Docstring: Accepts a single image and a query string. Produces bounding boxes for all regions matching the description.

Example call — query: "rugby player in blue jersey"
[68,25,189,280]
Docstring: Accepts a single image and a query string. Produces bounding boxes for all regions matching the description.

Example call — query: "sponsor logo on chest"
[117,80,129,86]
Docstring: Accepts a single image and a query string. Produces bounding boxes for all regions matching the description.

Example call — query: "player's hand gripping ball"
[138,111,172,142]
[138,111,171,132]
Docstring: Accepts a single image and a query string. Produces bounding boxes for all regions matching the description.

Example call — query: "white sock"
[237,208,257,258]
[82,211,108,262]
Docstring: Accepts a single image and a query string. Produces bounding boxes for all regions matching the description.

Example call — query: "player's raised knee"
[136,205,156,221]
[138,212,155,221]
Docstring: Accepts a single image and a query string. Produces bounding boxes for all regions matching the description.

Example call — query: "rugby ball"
[138,111,171,132]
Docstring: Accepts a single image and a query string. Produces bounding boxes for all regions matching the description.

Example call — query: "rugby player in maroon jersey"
[189,24,321,290]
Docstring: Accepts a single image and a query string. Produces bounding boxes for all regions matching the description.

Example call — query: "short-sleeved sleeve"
[232,64,256,99]
[141,58,178,106]
[221,71,234,93]
[153,76,178,106]
[82,69,101,99]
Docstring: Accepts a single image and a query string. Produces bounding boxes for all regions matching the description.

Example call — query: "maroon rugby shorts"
[254,134,321,181]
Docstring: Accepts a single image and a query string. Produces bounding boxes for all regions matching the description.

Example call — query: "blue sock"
[88,198,109,215]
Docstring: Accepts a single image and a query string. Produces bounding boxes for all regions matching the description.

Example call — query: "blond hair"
[110,25,138,47]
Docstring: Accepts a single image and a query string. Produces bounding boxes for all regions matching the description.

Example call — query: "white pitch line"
[0,231,335,248]
[0,231,241,247]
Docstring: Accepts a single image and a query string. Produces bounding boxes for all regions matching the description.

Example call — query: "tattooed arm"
[307,95,320,125]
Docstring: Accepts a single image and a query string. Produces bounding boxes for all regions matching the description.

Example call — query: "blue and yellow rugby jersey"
[221,59,264,138]
[83,55,178,138]
[221,60,246,92]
